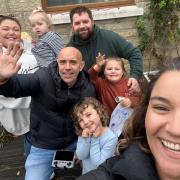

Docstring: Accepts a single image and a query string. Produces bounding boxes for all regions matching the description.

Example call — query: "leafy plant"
[137,0,180,71]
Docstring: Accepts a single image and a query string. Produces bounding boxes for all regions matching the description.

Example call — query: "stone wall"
[0,0,179,72]
[0,0,41,34]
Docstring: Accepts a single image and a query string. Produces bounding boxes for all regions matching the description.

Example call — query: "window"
[41,0,135,13]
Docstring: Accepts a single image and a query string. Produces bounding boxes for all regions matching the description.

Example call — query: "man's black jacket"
[0,62,95,149]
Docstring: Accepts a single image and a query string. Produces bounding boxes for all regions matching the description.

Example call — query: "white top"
[0,40,39,135]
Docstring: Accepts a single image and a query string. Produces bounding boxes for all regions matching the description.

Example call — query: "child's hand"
[32,39,36,45]
[90,125,102,137]
[96,52,106,68]
[120,97,132,108]
[81,128,90,137]
[73,153,82,167]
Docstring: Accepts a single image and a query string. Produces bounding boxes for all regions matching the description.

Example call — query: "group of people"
[77,56,180,180]
[0,4,179,180]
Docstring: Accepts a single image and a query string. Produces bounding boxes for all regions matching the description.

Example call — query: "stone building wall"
[0,0,179,72]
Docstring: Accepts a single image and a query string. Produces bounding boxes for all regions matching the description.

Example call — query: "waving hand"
[0,42,23,82]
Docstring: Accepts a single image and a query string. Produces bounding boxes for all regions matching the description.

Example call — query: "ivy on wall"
[137,0,180,70]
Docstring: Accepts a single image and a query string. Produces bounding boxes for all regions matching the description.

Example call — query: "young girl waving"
[88,53,141,116]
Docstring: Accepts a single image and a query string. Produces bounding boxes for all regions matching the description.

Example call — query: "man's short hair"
[70,6,93,23]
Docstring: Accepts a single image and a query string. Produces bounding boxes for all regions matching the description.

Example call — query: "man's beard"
[76,29,93,40]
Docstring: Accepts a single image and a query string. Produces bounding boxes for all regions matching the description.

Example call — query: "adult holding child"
[29,7,64,67]
[0,15,38,156]
[0,44,95,180]
[76,57,180,180]
[68,6,143,93]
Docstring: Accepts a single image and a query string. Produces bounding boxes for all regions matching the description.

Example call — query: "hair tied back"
[32,6,44,14]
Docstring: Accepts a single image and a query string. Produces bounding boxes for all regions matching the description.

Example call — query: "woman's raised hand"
[0,42,23,82]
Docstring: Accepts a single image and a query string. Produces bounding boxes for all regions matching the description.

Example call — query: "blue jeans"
[25,140,77,180]
[24,131,32,157]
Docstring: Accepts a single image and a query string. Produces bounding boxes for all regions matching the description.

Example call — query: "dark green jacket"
[69,25,143,80]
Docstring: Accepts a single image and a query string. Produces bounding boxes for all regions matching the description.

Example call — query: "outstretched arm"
[0,42,23,82]
[88,52,106,91]
[93,52,106,71]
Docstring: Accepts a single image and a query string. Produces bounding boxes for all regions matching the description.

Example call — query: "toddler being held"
[29,7,64,67]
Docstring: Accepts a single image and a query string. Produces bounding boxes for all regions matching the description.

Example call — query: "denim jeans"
[24,131,32,157]
[25,140,77,180]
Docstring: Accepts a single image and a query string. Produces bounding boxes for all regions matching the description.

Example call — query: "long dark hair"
[0,15,21,29]
[117,57,180,154]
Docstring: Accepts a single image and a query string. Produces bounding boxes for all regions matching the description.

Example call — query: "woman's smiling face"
[0,19,21,48]
[145,71,180,180]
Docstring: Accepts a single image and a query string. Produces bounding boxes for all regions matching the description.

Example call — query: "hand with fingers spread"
[96,52,106,68]
[93,52,106,71]
[0,42,23,82]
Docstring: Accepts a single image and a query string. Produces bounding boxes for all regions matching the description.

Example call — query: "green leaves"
[136,17,151,52]
[137,0,180,59]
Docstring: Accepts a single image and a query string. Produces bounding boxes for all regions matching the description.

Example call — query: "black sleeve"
[76,156,120,180]
[0,72,41,98]
[76,168,110,180]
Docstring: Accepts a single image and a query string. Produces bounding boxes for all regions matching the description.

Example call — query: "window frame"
[41,0,135,13]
